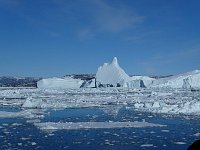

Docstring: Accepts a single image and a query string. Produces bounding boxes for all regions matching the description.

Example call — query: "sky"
[0,0,200,77]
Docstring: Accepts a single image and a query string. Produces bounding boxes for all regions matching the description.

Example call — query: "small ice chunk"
[145,103,152,108]
[134,103,144,108]
[22,97,42,108]
[174,142,186,145]
[31,142,37,145]
[152,102,160,108]
[161,130,170,132]
[141,144,154,147]
[194,132,200,137]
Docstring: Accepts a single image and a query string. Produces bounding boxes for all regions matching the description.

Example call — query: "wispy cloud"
[49,31,62,38]
[52,0,144,37]
[89,0,144,33]
[78,29,95,41]
[138,42,200,75]
[0,0,144,40]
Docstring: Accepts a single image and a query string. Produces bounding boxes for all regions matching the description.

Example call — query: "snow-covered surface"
[37,77,84,89]
[35,121,165,131]
[0,88,200,115]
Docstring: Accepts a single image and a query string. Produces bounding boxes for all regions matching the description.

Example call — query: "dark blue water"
[0,107,199,150]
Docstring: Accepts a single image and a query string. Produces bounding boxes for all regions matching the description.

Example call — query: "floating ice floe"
[140,144,154,147]
[0,109,45,119]
[22,97,43,108]
[35,121,166,131]
[0,111,28,118]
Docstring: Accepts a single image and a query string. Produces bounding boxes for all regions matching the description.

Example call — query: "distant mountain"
[0,76,42,87]
[64,74,95,80]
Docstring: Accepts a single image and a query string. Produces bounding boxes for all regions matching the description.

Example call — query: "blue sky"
[0,0,200,77]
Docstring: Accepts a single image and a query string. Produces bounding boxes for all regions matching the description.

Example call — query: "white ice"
[34,121,166,130]
[0,109,45,119]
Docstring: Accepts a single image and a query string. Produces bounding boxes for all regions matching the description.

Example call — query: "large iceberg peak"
[96,57,130,87]
[111,57,118,66]
[96,57,153,88]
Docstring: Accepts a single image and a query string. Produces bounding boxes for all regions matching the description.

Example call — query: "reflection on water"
[0,106,199,150]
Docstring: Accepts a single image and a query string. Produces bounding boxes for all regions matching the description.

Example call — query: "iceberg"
[96,57,130,87]
[96,57,152,88]
[150,70,200,89]
[37,77,84,89]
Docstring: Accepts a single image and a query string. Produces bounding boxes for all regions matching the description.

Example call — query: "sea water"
[0,107,199,150]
